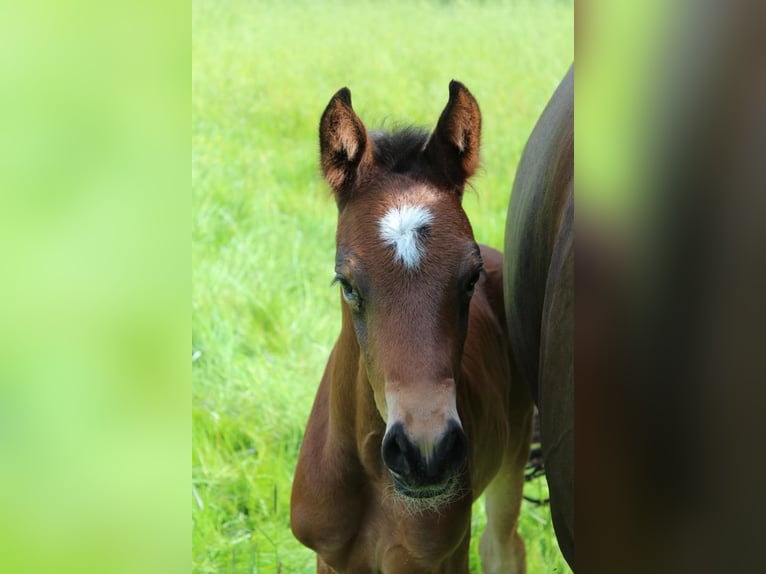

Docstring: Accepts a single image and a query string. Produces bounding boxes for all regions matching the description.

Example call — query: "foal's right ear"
[423,80,481,194]
[319,88,370,208]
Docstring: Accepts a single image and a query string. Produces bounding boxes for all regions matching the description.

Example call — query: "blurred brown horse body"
[503,65,574,567]
[291,83,534,573]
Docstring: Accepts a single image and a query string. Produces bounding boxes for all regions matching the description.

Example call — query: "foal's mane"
[370,127,430,174]
[369,126,479,195]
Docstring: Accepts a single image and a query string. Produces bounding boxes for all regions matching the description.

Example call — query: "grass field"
[192,0,573,571]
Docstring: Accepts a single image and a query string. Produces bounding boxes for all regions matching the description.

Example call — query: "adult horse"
[503,65,574,567]
[291,82,534,573]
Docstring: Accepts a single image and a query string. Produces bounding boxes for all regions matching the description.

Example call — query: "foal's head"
[320,82,483,503]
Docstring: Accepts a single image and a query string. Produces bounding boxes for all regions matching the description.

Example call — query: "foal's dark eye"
[465,268,483,297]
[339,279,354,298]
[333,275,362,309]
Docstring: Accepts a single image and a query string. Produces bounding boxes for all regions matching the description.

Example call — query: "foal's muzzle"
[381,420,467,498]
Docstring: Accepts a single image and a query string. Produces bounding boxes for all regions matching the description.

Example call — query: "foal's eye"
[333,275,362,309]
[465,268,483,297]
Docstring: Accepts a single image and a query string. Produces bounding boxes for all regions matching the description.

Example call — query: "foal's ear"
[424,80,481,193]
[319,87,370,207]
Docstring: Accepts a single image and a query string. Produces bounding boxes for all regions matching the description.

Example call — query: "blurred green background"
[0,0,187,572]
[193,0,572,572]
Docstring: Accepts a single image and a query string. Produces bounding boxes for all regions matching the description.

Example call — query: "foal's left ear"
[319,87,371,209]
[424,80,482,194]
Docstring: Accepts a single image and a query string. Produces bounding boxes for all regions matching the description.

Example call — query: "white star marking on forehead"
[379,204,433,269]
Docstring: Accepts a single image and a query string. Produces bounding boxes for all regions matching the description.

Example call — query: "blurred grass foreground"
[193,0,572,572]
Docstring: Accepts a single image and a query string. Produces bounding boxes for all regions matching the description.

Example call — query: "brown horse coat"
[291,83,533,574]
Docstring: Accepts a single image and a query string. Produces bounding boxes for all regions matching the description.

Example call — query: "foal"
[291,82,533,574]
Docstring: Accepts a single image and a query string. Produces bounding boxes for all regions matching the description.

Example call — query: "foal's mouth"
[390,472,457,500]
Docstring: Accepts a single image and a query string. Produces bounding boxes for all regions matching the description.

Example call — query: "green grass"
[192,0,573,572]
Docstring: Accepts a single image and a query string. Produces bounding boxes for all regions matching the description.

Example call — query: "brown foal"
[291,82,533,574]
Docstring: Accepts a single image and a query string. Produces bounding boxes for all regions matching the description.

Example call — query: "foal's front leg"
[479,389,534,574]
[317,556,336,573]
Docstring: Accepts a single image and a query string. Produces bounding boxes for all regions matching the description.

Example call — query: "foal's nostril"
[437,421,468,475]
[381,423,413,477]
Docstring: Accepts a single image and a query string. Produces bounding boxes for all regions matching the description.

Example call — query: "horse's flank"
[503,64,574,567]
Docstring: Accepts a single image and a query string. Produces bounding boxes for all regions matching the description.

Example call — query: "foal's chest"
[321,486,472,574]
